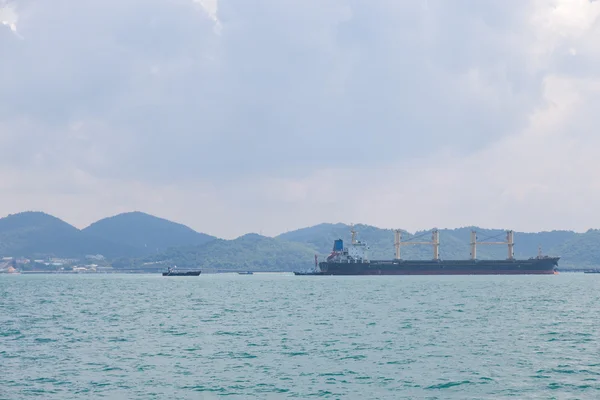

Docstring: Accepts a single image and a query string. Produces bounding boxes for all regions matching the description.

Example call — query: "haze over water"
[2,273,600,399]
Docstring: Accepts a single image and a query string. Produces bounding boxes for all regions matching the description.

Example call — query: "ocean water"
[1,273,600,399]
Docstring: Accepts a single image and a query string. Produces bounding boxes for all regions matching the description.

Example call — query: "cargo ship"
[298,227,559,275]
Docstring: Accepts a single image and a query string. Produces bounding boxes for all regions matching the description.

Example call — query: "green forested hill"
[0,212,135,258]
[0,211,214,259]
[126,233,316,272]
[553,229,600,268]
[83,211,215,255]
[0,211,598,270]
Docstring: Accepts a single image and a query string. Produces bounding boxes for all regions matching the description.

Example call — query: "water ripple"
[2,273,600,398]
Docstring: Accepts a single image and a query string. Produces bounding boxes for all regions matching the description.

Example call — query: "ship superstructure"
[326,226,370,263]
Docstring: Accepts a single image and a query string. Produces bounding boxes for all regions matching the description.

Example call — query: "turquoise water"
[1,273,600,399]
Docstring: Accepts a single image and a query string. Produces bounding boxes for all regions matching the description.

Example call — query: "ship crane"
[350,224,357,244]
[394,229,440,260]
[470,230,515,260]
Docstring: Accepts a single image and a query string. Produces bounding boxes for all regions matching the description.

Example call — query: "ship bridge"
[328,225,370,263]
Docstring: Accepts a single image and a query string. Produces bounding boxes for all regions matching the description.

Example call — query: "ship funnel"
[333,239,344,252]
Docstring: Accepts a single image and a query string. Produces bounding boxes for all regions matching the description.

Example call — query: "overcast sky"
[1,0,599,238]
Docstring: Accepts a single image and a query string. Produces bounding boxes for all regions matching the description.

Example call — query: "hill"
[553,229,600,268]
[83,212,215,255]
[115,233,317,272]
[0,211,597,270]
[0,212,135,258]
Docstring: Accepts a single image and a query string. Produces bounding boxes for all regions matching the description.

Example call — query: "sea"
[1,273,600,399]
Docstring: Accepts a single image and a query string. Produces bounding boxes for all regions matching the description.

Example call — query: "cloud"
[0,1,21,37]
[194,0,221,33]
[0,0,599,238]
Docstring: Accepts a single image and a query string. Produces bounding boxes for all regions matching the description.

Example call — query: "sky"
[1,0,599,239]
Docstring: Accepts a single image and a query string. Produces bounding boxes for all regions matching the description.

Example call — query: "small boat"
[293,271,326,276]
[238,271,253,275]
[584,269,600,274]
[294,254,327,275]
[162,266,201,276]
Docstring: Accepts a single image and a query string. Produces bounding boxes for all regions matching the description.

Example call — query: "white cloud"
[262,73,600,235]
[1,0,600,237]
[0,2,21,37]
[194,0,221,34]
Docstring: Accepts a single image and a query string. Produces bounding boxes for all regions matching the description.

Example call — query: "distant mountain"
[553,229,600,268]
[117,233,316,272]
[0,211,135,258]
[0,211,596,269]
[83,212,215,255]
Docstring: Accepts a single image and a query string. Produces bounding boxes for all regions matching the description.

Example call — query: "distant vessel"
[294,255,325,276]
[238,271,254,275]
[297,227,559,276]
[293,271,324,276]
[162,266,201,276]
[584,269,600,274]
[0,266,19,274]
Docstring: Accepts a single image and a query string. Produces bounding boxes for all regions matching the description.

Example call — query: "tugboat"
[293,255,327,276]
[162,266,201,276]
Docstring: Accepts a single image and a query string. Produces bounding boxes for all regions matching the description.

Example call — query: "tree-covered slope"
[83,211,215,255]
[0,211,593,269]
[552,229,600,268]
[119,233,317,272]
[0,211,134,258]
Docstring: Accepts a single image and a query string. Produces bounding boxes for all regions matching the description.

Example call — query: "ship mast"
[470,230,477,260]
[393,228,440,261]
[432,229,440,261]
[394,229,402,259]
[471,230,515,260]
[507,230,515,260]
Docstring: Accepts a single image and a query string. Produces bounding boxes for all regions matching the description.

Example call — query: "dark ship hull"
[319,258,559,275]
[162,271,201,276]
